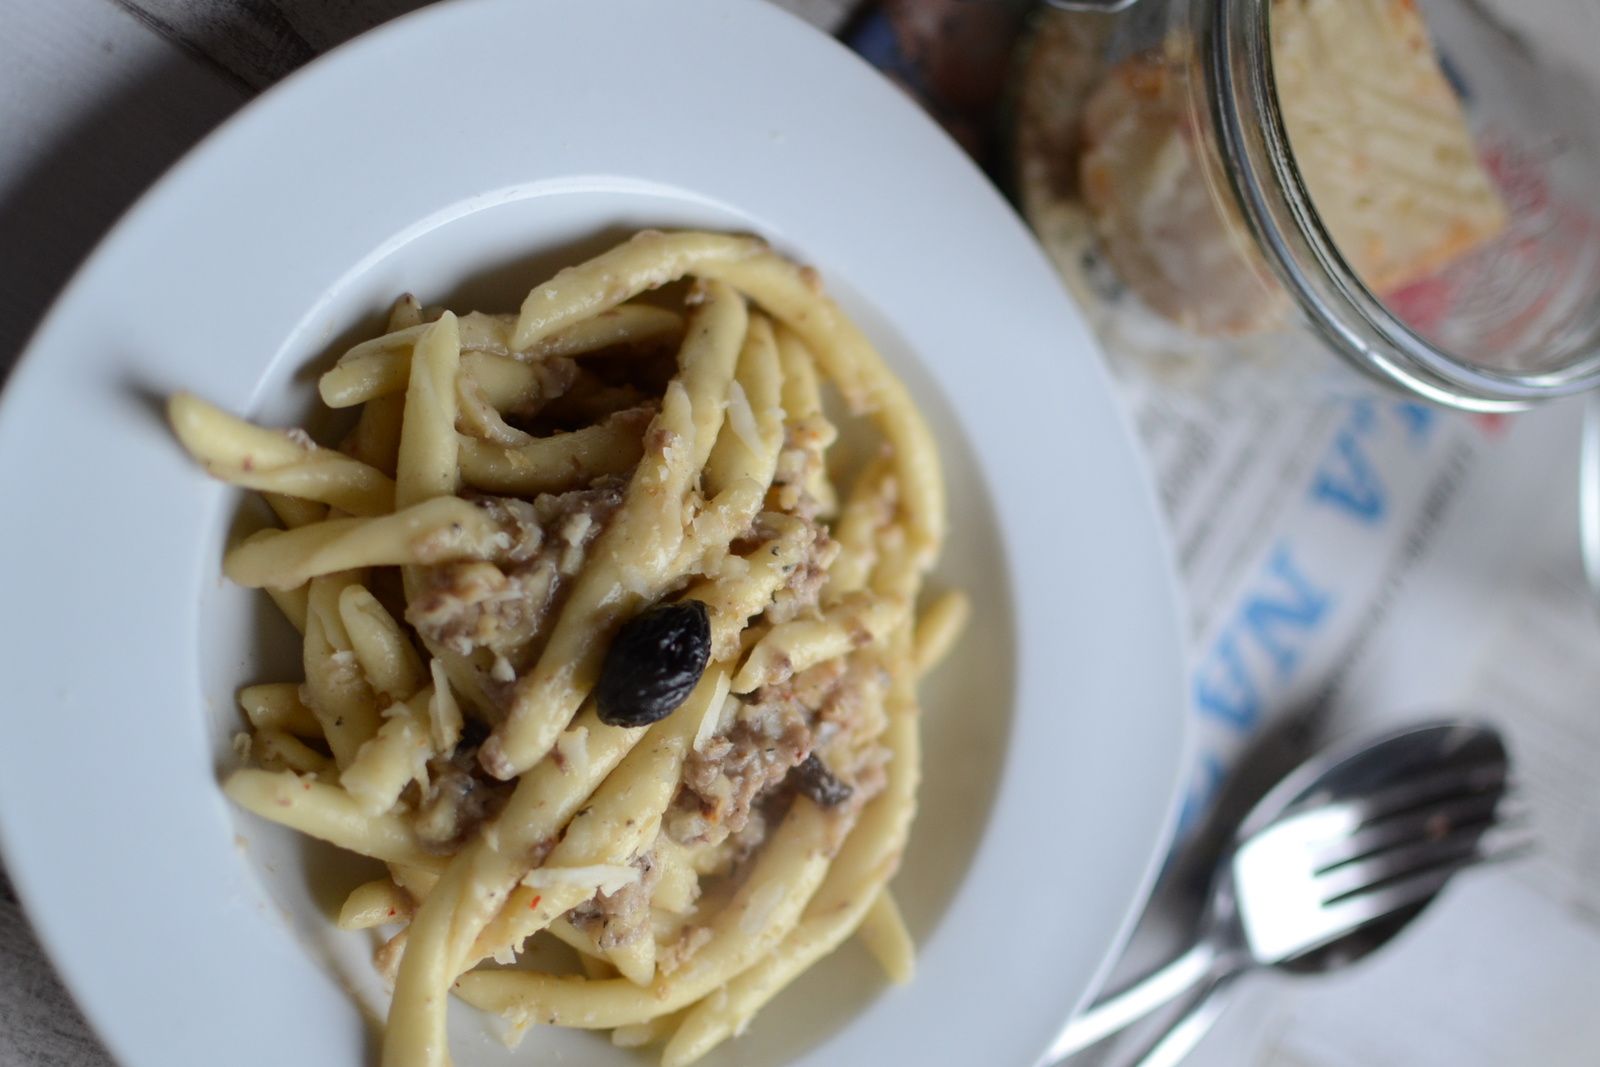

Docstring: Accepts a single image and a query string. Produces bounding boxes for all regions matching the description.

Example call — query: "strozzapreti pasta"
[171,230,965,1065]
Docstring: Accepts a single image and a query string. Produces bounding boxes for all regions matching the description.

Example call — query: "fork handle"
[1043,940,1221,1061]
[1120,971,1237,1067]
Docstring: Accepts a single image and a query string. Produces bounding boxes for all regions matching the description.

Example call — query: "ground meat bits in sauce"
[666,654,888,869]
[566,850,662,949]
[413,738,508,851]
[763,519,839,625]
[668,686,815,849]
[406,482,625,680]
[770,417,833,522]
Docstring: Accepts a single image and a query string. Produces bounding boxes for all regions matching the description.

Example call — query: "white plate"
[0,2,1188,1064]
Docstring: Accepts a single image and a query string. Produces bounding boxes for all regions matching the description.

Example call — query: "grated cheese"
[554,726,590,779]
[561,512,593,546]
[522,864,640,897]
[427,659,463,750]
[497,1008,532,1050]
[725,380,761,455]
[693,676,735,754]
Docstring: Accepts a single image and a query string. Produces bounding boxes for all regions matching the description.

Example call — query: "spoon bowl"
[1274,723,1509,975]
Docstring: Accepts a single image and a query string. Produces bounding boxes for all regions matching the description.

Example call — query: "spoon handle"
[1120,972,1237,1067]
[1043,940,1221,1061]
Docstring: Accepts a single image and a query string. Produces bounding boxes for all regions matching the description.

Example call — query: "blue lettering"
[1395,401,1435,443]
[1194,632,1259,731]
[1312,401,1386,522]
[1242,544,1332,678]
[1194,542,1331,738]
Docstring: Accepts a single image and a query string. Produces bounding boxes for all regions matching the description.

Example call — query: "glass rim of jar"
[1189,0,1600,412]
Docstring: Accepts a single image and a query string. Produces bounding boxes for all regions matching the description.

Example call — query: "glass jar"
[1014,0,1600,410]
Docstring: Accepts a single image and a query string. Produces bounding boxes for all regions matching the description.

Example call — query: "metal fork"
[1047,736,1530,1063]
[1231,764,1527,966]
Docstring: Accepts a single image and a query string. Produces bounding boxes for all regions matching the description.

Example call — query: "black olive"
[594,600,712,727]
[794,754,853,808]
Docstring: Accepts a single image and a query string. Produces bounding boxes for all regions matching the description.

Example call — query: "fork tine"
[1316,815,1524,901]
[1311,789,1513,871]
[1315,826,1536,933]
[1334,760,1507,827]
[1486,794,1532,827]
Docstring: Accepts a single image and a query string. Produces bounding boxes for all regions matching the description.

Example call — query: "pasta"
[171,230,964,1065]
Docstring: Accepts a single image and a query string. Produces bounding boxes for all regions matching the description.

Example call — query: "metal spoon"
[1046,721,1529,1065]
